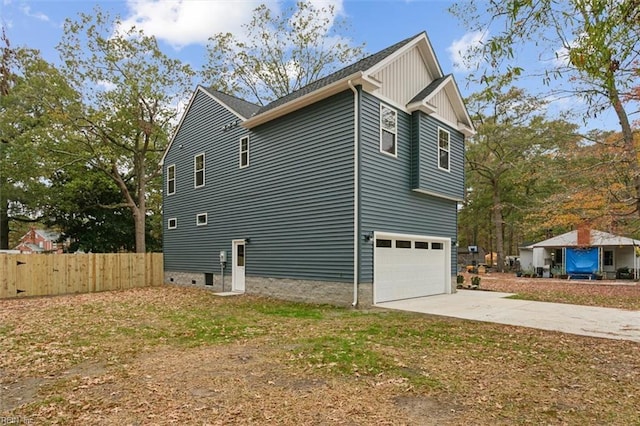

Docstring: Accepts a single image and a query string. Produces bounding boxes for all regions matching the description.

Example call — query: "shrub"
[471,276,481,289]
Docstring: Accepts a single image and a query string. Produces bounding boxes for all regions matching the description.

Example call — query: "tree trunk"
[0,198,8,250]
[492,183,505,272]
[133,205,146,253]
[609,81,640,216]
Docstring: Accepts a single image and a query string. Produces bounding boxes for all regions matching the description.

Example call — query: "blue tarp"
[566,247,599,274]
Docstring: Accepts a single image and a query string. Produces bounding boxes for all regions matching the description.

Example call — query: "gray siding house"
[161,32,474,307]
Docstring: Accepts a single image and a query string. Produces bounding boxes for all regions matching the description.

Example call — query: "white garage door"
[374,232,451,304]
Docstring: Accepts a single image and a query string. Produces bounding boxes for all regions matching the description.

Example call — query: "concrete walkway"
[376,290,640,342]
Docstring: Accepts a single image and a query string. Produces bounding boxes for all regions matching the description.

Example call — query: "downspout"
[348,80,359,307]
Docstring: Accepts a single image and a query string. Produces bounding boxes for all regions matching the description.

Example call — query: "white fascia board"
[242,72,367,129]
[203,89,250,122]
[160,86,203,166]
[411,75,476,136]
[366,32,443,79]
[406,100,437,115]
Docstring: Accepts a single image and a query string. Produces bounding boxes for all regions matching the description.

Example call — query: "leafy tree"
[450,0,640,216]
[0,28,78,249]
[56,8,194,252]
[462,86,580,270]
[203,1,364,105]
[527,130,640,237]
[43,166,137,253]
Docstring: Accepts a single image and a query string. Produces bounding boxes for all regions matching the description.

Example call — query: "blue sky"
[0,0,622,132]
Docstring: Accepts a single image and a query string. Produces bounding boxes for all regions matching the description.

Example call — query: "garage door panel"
[374,234,449,304]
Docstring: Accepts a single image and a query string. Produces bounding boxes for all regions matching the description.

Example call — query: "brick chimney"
[577,223,591,246]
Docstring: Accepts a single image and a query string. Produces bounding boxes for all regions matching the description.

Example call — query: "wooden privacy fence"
[0,253,163,299]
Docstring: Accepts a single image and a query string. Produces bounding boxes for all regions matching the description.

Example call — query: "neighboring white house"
[519,229,640,279]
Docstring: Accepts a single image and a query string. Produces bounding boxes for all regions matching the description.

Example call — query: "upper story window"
[168,218,177,229]
[380,104,397,157]
[167,164,176,195]
[239,136,249,168]
[194,153,205,188]
[438,128,450,171]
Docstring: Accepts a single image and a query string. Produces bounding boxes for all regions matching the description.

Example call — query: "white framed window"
[167,164,176,195]
[380,104,397,157]
[438,128,450,171]
[239,136,249,168]
[196,213,208,226]
[194,153,205,188]
[168,218,177,229]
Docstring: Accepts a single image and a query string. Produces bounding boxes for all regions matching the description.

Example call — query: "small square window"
[239,136,249,168]
[167,164,176,195]
[194,153,205,188]
[380,104,397,157]
[168,218,177,229]
[438,128,450,171]
[196,213,207,226]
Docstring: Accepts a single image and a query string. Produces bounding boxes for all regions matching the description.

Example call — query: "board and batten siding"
[358,90,459,282]
[164,89,355,282]
[411,112,465,200]
[372,46,433,106]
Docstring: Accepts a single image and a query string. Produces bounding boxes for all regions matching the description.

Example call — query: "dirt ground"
[1,278,638,425]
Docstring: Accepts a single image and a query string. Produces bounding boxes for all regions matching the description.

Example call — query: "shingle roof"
[529,230,640,248]
[409,74,451,104]
[207,89,261,119]
[255,32,425,115]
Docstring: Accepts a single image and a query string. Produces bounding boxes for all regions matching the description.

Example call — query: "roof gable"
[407,75,475,136]
[242,32,474,136]
[160,86,259,166]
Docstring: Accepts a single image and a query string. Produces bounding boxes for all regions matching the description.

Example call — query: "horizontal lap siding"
[164,90,355,281]
[416,113,465,200]
[359,91,458,282]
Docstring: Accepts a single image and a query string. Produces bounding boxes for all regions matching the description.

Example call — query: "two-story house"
[161,32,474,307]
[14,227,64,254]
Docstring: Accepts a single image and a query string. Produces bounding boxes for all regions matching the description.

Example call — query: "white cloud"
[97,79,117,92]
[117,0,267,48]
[447,30,487,73]
[20,4,49,22]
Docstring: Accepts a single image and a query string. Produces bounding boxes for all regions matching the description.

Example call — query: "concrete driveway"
[376,290,640,343]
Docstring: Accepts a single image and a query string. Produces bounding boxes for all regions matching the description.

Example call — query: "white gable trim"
[160,86,202,166]
[160,86,253,166]
[406,75,475,136]
[243,72,379,129]
[365,32,443,80]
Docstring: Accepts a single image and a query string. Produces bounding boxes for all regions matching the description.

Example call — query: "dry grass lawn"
[1,277,639,425]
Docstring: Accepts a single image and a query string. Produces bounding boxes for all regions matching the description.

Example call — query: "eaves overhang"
[242,72,381,129]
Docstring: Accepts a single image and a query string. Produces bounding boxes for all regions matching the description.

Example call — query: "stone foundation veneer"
[165,271,374,308]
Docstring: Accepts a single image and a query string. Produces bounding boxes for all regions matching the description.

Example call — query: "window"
[376,239,392,248]
[604,250,614,266]
[239,136,249,168]
[167,164,176,195]
[168,218,177,229]
[196,213,207,226]
[438,128,450,171]
[380,104,397,156]
[194,153,205,188]
[432,242,444,250]
[396,240,411,249]
[415,241,429,249]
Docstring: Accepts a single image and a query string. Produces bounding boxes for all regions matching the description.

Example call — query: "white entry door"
[232,240,245,292]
